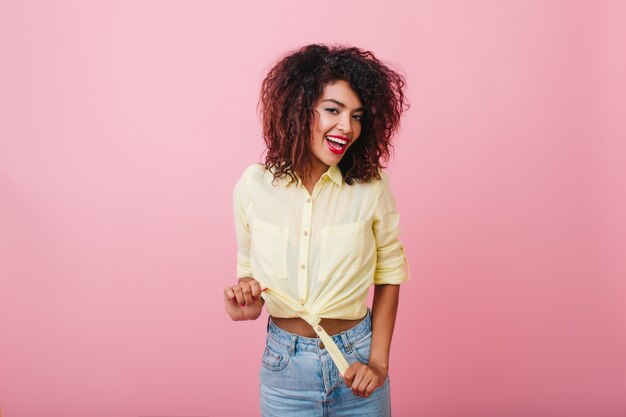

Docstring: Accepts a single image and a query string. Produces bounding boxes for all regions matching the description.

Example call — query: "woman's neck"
[302,163,328,194]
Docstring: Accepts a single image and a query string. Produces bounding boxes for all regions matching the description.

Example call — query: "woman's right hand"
[224,277,265,321]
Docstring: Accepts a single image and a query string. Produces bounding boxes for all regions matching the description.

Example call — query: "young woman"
[224,44,409,417]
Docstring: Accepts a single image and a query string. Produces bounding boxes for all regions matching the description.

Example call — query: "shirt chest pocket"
[250,219,289,280]
[318,221,364,282]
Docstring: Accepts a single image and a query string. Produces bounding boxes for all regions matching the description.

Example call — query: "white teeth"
[326,136,348,145]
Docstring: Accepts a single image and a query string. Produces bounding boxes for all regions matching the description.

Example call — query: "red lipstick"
[325,135,350,155]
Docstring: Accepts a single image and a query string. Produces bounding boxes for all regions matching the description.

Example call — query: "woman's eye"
[325,107,339,114]
[352,114,363,121]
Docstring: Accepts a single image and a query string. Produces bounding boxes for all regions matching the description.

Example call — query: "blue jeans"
[259,311,392,417]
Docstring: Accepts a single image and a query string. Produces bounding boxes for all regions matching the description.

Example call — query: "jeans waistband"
[266,310,371,354]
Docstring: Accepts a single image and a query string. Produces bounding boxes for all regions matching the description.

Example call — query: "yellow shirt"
[233,163,409,374]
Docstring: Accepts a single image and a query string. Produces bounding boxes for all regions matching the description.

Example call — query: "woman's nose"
[337,115,352,135]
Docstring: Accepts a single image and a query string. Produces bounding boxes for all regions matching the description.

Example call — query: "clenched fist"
[224,277,265,321]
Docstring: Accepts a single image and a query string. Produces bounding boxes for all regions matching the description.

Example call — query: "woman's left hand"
[342,362,387,398]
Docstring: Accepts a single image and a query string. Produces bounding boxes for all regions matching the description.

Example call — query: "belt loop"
[290,334,297,356]
[341,332,352,353]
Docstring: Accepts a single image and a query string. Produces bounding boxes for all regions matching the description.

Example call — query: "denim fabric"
[259,311,391,417]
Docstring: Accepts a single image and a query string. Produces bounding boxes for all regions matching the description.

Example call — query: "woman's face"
[309,80,364,173]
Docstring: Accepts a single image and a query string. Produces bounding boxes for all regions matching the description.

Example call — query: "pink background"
[1,1,625,416]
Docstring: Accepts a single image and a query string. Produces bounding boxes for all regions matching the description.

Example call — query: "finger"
[357,374,373,397]
[224,287,236,301]
[343,364,358,386]
[351,369,366,396]
[241,283,255,305]
[352,365,371,396]
[232,285,245,306]
[250,280,262,300]
[364,379,378,398]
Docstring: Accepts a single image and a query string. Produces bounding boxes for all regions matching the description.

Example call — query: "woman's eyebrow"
[322,99,364,112]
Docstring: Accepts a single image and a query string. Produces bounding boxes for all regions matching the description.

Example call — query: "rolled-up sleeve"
[233,170,254,279]
[372,172,410,285]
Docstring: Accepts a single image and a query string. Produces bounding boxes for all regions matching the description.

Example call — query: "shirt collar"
[322,165,344,187]
[269,164,343,187]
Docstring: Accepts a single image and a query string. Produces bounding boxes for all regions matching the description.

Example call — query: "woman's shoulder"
[240,163,266,175]
[235,163,278,190]
[348,169,395,201]
[237,163,272,181]
[349,168,390,189]
[377,169,393,189]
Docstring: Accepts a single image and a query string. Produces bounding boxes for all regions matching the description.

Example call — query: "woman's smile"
[325,134,351,154]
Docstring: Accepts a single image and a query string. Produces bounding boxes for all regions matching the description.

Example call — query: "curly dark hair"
[259,44,408,185]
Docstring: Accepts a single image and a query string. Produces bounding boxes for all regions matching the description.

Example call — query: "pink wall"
[1,1,625,416]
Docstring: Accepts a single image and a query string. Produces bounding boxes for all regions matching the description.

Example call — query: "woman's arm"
[343,284,400,398]
[369,283,400,375]
[228,168,265,321]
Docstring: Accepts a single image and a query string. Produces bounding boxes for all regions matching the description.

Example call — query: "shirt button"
[303,230,309,236]
[306,198,311,203]
[300,264,306,269]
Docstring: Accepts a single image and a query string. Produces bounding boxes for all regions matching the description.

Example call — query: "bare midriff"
[270,316,365,339]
